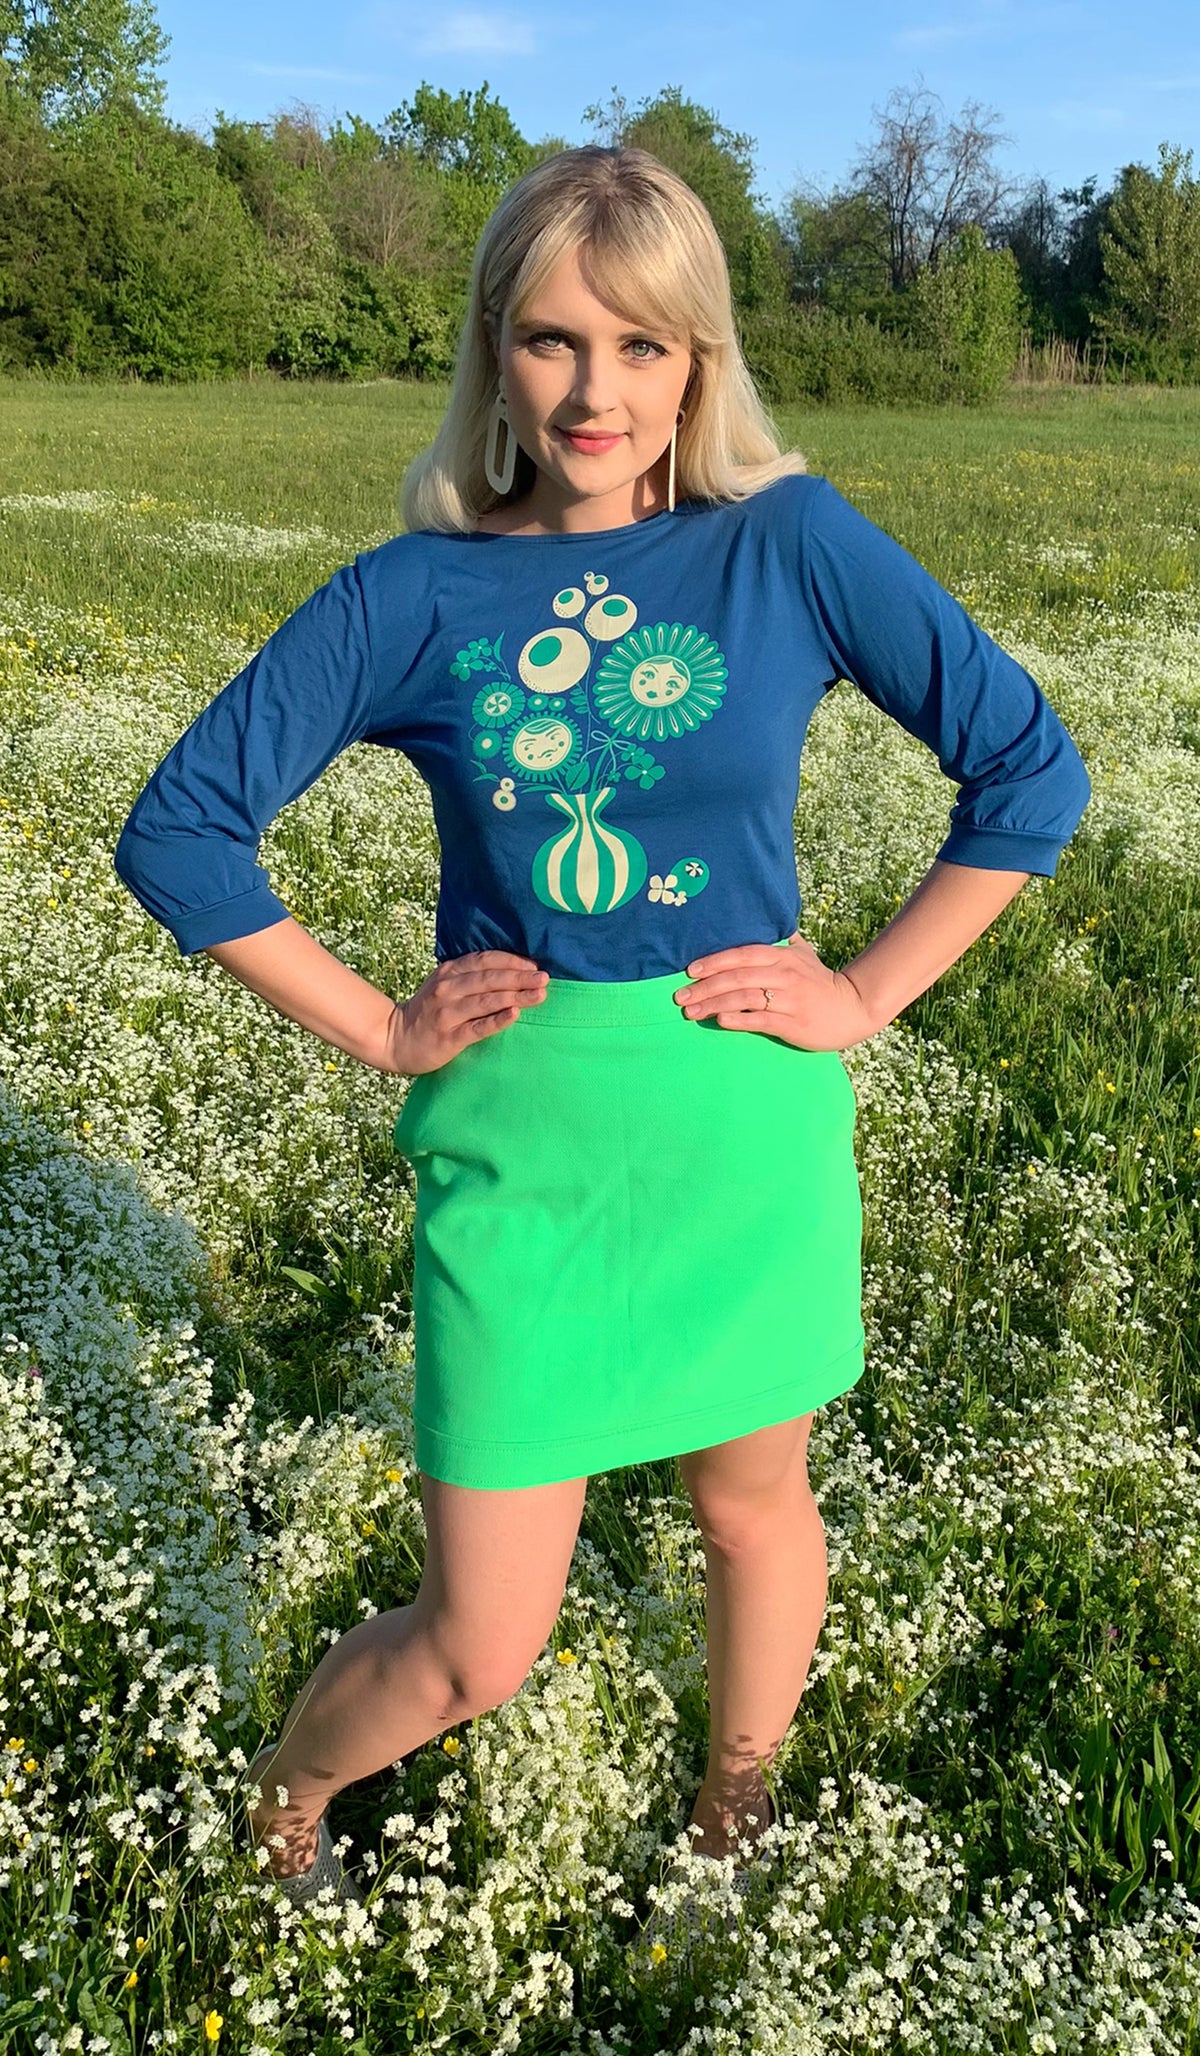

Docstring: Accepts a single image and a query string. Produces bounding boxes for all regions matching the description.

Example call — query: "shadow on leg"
[677,1411,825,1859]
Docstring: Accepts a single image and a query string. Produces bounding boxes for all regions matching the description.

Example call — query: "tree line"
[2,0,1198,399]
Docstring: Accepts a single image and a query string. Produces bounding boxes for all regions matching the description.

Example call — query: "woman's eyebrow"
[513,317,670,340]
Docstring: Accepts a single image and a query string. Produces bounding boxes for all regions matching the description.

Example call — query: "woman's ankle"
[247,1745,323,1878]
[686,1780,775,1863]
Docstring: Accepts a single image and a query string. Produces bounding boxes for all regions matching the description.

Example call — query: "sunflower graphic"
[593,623,727,741]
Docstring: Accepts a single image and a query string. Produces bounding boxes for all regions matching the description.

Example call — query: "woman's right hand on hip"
[386,951,549,1076]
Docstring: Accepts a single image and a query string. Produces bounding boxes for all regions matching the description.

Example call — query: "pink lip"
[557,428,625,448]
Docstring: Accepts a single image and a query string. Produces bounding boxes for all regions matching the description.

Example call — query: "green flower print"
[472,680,526,727]
[622,745,666,793]
[458,575,726,917]
[594,622,727,741]
[452,635,505,680]
[649,857,711,906]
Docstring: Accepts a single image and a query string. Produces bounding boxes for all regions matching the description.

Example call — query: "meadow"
[0,375,1198,2054]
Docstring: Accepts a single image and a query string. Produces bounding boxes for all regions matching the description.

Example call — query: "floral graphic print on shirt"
[453,566,727,918]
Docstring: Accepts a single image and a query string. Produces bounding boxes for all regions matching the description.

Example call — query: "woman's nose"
[567,356,623,406]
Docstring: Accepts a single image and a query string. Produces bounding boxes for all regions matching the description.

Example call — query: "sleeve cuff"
[170,892,296,956]
[935,823,1071,877]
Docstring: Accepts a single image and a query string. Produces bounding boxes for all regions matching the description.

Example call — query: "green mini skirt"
[392,940,865,1489]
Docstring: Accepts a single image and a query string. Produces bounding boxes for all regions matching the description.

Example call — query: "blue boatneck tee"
[113,472,1092,982]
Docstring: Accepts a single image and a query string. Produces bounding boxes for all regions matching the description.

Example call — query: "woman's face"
[492,245,694,526]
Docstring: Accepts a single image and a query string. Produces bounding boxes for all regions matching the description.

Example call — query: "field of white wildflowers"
[1,379,1198,2055]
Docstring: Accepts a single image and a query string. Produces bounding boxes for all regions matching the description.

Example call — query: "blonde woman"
[114,145,1091,1914]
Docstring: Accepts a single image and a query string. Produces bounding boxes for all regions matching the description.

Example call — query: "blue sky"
[156,0,1197,210]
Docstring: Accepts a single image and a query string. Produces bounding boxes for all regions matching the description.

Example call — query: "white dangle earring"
[667,406,687,514]
[484,385,518,496]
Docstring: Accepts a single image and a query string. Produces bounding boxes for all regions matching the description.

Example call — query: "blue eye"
[527,331,666,360]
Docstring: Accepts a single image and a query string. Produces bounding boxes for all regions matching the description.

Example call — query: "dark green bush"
[738,300,955,406]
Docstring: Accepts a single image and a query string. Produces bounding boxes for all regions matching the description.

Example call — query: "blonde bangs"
[507,206,711,354]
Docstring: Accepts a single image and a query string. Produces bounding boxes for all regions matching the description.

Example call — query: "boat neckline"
[455,498,705,543]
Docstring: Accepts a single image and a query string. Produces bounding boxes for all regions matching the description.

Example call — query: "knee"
[690,1478,815,1557]
[692,1501,773,1556]
[682,1416,818,1553]
[436,1641,545,1722]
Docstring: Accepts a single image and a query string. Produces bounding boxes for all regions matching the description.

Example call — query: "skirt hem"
[413,1329,866,1488]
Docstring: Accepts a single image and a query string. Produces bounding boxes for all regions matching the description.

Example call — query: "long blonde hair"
[399,145,807,536]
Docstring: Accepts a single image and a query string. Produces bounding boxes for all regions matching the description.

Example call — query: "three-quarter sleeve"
[800,476,1091,875]
[113,558,380,955]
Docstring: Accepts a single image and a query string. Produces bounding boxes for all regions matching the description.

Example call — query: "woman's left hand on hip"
[672,931,878,1052]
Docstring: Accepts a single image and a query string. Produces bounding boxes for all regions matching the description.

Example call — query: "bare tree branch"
[851,79,1016,287]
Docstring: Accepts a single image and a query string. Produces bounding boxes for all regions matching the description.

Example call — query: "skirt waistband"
[519,936,793,1027]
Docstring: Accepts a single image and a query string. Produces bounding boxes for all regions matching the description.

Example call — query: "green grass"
[1,376,1198,2053]
[1,376,1197,631]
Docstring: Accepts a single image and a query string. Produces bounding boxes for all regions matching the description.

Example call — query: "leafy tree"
[379,80,538,264]
[0,0,167,126]
[0,100,269,373]
[1056,179,1113,341]
[911,222,1024,400]
[382,79,535,189]
[1095,142,1200,379]
[999,173,1119,347]
[1001,175,1065,343]
[779,181,894,317]
[211,101,469,377]
[211,107,343,365]
[326,146,441,273]
[212,111,303,244]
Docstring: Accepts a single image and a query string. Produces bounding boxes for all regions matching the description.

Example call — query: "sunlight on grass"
[1,377,1198,2053]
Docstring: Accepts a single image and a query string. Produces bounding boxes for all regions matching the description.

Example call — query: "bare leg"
[248,1605,469,1874]
[678,1415,826,1860]
[248,1469,588,1877]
